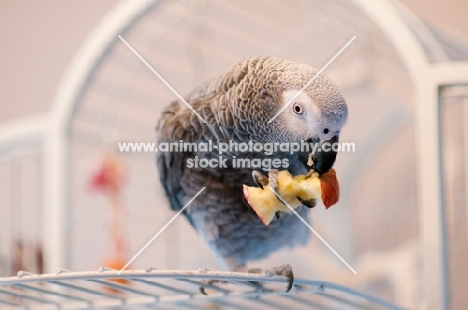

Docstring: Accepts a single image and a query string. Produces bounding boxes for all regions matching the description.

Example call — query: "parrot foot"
[200,265,294,295]
[251,169,287,207]
[268,169,286,206]
[243,264,294,292]
[252,170,268,189]
[272,264,294,292]
[267,169,280,193]
[297,196,317,208]
[304,168,316,178]
[199,279,226,295]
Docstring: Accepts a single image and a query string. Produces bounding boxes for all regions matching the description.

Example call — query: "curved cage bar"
[0,268,404,309]
[0,116,46,279]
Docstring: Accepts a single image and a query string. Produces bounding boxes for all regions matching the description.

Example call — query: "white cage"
[1,0,468,309]
[0,116,45,277]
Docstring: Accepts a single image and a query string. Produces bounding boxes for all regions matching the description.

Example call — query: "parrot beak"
[312,135,339,175]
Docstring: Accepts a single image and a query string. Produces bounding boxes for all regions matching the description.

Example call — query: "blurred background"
[0,0,467,309]
[1,0,467,122]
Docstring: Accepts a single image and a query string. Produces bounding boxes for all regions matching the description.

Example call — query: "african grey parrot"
[157,56,348,291]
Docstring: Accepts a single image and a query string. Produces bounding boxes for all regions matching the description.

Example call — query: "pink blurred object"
[89,153,125,193]
[89,153,131,278]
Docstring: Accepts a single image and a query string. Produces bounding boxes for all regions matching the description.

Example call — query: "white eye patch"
[281,89,321,121]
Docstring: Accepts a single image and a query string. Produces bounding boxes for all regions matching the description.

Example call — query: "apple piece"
[243,184,279,225]
[243,169,339,225]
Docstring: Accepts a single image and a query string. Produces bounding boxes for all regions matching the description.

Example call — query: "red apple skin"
[319,169,340,209]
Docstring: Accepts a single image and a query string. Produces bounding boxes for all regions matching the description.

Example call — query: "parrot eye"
[323,128,329,134]
[292,102,304,115]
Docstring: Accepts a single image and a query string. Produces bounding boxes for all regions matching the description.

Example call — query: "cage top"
[0,267,405,309]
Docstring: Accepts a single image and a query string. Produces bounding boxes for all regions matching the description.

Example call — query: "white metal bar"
[350,0,428,84]
[0,114,46,153]
[51,281,124,300]
[318,293,366,309]
[391,0,448,62]
[131,278,195,295]
[211,300,253,310]
[89,279,158,298]
[422,65,468,310]
[350,1,468,309]
[0,269,405,309]
[0,298,25,307]
[176,302,208,310]
[415,61,468,310]
[44,0,160,273]
[283,295,332,310]
[298,281,405,310]
[428,62,468,84]
[246,297,286,310]
[177,278,232,294]
[463,96,468,253]
[415,75,447,310]
[0,287,58,306]
[337,5,449,308]
[0,269,287,286]
[173,289,317,303]
[15,283,91,303]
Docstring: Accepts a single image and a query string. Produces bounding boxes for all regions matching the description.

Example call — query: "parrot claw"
[244,265,294,292]
[251,169,287,205]
[297,197,317,208]
[200,287,209,295]
[268,169,286,205]
[252,170,268,190]
[200,286,208,295]
[305,169,316,179]
[199,279,226,295]
[272,264,294,292]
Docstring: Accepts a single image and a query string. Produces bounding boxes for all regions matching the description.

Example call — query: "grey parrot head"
[227,57,348,174]
[276,71,348,144]
[276,61,348,174]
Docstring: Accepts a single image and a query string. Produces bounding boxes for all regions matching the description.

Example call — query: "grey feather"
[157,56,347,270]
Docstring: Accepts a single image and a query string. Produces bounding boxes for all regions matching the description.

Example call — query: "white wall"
[0,0,467,124]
